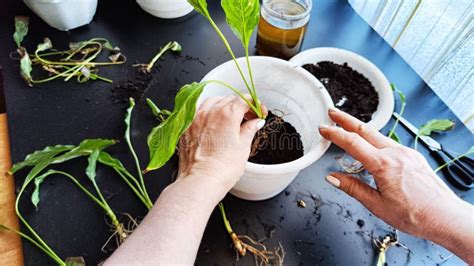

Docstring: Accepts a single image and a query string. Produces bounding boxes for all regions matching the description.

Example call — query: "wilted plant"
[12,16,125,86]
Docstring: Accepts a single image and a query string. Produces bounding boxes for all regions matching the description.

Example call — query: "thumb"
[325,172,382,211]
[240,118,266,145]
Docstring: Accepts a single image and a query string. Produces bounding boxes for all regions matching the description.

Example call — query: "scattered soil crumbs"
[249,111,304,164]
[357,219,365,228]
[110,71,154,106]
[302,61,379,122]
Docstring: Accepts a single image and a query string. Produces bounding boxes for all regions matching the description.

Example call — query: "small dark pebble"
[357,219,365,228]
[285,190,291,196]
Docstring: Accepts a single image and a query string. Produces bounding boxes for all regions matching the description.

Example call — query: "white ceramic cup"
[199,56,334,201]
[290,47,394,130]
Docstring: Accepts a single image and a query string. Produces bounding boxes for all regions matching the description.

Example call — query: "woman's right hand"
[318,108,474,263]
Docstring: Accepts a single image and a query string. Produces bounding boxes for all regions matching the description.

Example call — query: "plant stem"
[218,202,233,235]
[145,42,172,73]
[125,101,152,207]
[15,185,64,265]
[114,168,153,210]
[388,102,406,139]
[63,42,103,81]
[206,80,260,116]
[434,148,474,173]
[206,17,255,99]
[0,224,64,265]
[414,135,420,150]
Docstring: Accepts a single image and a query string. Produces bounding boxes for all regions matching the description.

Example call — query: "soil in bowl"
[302,61,379,122]
[249,111,304,164]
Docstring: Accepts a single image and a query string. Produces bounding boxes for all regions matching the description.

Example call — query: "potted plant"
[23,0,98,31]
[145,0,334,200]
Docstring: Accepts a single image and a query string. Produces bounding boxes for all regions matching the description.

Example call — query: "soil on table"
[110,71,154,106]
[302,61,379,122]
[249,111,304,164]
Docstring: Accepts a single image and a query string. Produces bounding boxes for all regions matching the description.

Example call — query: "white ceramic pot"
[199,56,334,201]
[137,0,194,19]
[290,47,394,130]
[23,0,98,31]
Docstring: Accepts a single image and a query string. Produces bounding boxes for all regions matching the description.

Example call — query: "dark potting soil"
[110,72,154,106]
[302,61,379,122]
[249,111,304,164]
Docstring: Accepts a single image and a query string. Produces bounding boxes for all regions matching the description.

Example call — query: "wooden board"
[0,113,23,266]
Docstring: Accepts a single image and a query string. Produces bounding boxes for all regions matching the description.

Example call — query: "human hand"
[177,95,266,193]
[318,108,474,257]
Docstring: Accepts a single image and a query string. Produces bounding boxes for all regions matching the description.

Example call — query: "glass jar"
[257,0,312,60]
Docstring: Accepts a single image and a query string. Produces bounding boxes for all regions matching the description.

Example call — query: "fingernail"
[325,175,341,188]
[318,124,330,129]
[329,107,340,113]
[256,119,266,130]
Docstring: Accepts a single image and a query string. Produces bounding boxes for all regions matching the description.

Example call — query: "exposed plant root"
[229,234,284,266]
[101,213,140,252]
[219,203,284,266]
[250,114,284,157]
[335,154,365,174]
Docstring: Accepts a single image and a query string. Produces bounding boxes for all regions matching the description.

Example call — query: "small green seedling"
[13,16,125,86]
[414,119,455,150]
[133,41,182,73]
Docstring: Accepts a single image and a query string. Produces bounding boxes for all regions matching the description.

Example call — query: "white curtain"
[349,0,473,131]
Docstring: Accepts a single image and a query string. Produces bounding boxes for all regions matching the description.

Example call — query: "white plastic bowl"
[199,56,334,201]
[290,47,394,130]
[23,0,98,31]
[137,0,194,19]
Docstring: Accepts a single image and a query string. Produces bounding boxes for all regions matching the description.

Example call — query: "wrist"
[170,172,232,206]
[422,197,474,263]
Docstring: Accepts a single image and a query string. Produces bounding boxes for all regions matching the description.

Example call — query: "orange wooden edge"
[0,114,24,266]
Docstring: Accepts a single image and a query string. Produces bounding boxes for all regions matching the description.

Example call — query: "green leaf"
[146,82,207,171]
[125,98,135,147]
[18,47,33,86]
[36,38,53,53]
[9,145,74,175]
[418,119,455,136]
[221,0,260,49]
[15,139,116,190]
[52,139,116,165]
[146,98,171,118]
[13,16,29,48]
[187,0,211,16]
[390,132,401,143]
[98,151,139,186]
[31,170,57,209]
[86,150,100,182]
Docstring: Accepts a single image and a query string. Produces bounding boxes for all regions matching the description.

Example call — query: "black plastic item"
[431,149,473,190]
[1,0,473,265]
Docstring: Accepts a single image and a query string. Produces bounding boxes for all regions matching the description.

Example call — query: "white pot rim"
[290,47,394,131]
[201,56,335,175]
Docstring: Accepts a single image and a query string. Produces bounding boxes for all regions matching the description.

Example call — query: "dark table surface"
[1,0,472,265]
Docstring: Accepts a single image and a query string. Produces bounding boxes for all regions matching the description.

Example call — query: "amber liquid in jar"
[257,1,310,60]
